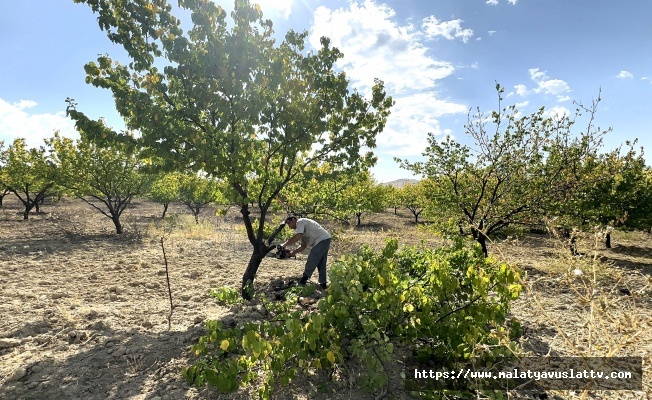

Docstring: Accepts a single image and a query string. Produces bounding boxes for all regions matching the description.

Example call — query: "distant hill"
[381,178,419,188]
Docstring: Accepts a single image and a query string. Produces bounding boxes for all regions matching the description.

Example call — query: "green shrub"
[183,237,522,398]
[209,286,244,306]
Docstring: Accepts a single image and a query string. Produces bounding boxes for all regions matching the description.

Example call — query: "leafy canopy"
[398,85,607,255]
[69,0,393,260]
[68,0,392,212]
[1,138,56,219]
[568,140,652,231]
[185,238,521,398]
[47,132,151,233]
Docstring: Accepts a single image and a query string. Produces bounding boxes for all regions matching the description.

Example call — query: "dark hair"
[285,214,297,222]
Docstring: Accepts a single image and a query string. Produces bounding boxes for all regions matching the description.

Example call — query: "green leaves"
[176,172,225,223]
[74,0,394,294]
[397,85,609,255]
[210,286,244,306]
[396,180,431,223]
[185,237,521,397]
[563,139,652,232]
[47,132,151,233]
[279,167,386,224]
[1,138,57,219]
[72,0,393,248]
[147,172,179,205]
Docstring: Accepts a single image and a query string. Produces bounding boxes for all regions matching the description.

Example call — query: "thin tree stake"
[161,235,173,330]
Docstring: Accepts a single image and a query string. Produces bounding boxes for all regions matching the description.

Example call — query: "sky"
[1,0,651,183]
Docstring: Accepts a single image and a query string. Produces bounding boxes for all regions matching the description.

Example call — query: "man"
[281,214,332,289]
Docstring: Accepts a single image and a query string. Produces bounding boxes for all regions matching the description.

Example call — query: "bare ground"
[0,196,650,400]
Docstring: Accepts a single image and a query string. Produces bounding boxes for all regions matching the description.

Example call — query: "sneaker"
[319,283,328,290]
[298,277,308,286]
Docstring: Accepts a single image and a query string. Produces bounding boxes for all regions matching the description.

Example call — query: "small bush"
[183,237,522,398]
[209,286,244,306]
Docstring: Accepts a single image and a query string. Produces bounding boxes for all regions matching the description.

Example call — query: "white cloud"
[310,1,456,94]
[536,78,570,95]
[507,0,519,4]
[378,93,467,156]
[510,69,571,102]
[528,68,571,101]
[543,106,571,120]
[616,70,634,79]
[422,16,474,43]
[12,100,38,110]
[514,84,529,97]
[309,1,468,157]
[488,30,497,36]
[0,98,77,149]
[528,68,546,82]
[486,0,499,5]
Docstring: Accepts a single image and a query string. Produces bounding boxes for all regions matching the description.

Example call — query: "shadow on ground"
[600,244,652,276]
[0,296,362,400]
[1,321,206,400]
[609,243,652,258]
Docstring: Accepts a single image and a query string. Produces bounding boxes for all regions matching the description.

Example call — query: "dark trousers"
[302,238,331,285]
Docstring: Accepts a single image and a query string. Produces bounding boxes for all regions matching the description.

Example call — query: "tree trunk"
[112,216,123,234]
[161,202,169,219]
[559,227,580,256]
[0,189,8,207]
[35,202,40,213]
[184,203,202,224]
[477,231,488,257]
[190,204,201,224]
[238,201,277,300]
[393,206,397,215]
[356,213,362,226]
[605,231,611,248]
[23,202,35,220]
[241,247,268,300]
[570,236,579,256]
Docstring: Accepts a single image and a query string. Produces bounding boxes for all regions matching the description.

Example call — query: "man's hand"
[274,245,295,259]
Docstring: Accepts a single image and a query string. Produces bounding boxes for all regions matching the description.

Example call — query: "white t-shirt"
[295,218,331,247]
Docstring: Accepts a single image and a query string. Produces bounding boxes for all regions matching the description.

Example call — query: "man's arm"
[282,233,302,248]
[290,241,307,257]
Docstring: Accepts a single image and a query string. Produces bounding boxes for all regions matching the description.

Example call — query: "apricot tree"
[398,86,607,256]
[1,138,56,220]
[68,0,393,297]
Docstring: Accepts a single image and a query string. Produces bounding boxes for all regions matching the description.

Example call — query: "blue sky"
[1,0,651,183]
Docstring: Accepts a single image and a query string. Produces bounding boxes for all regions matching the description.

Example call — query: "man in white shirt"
[281,214,332,289]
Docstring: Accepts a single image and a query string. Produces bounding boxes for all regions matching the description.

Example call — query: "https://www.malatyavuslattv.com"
[405,357,642,391]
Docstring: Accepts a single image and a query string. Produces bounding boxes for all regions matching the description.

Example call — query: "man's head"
[285,214,298,229]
